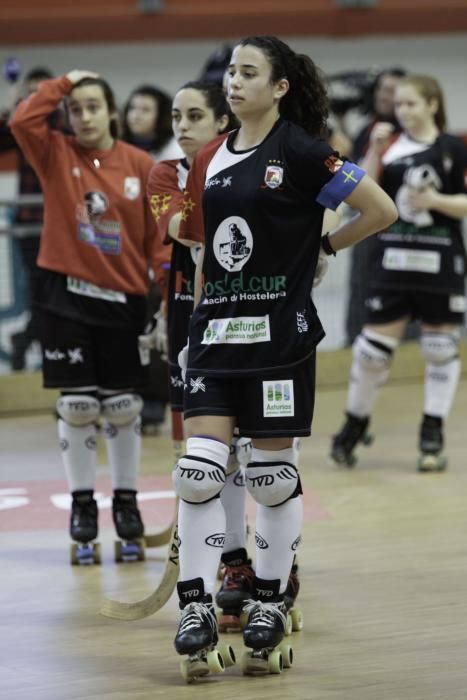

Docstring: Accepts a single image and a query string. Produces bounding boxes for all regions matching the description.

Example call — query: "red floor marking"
[0,475,330,533]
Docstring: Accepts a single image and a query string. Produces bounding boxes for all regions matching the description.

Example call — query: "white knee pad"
[353,331,397,371]
[246,448,299,507]
[56,394,100,427]
[420,332,459,365]
[173,437,229,504]
[226,436,252,474]
[100,393,143,426]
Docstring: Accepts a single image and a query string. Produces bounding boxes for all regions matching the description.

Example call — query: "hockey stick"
[144,410,184,548]
[101,502,180,620]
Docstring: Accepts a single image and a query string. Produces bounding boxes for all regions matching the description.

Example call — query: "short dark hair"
[24,67,53,82]
[121,85,174,152]
[68,77,120,139]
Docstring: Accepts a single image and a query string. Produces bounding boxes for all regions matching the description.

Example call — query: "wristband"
[321,233,336,257]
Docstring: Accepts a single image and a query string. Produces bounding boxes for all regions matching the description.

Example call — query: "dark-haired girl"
[331,74,467,472]
[122,84,182,161]
[146,81,260,623]
[10,70,164,561]
[173,37,397,668]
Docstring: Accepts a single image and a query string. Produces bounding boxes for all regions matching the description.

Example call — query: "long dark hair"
[238,35,329,137]
[178,80,239,132]
[68,77,120,138]
[122,84,174,152]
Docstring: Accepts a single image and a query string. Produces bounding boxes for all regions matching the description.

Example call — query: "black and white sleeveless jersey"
[369,132,467,294]
[179,119,364,376]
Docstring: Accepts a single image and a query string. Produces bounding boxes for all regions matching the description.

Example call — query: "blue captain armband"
[316,163,365,210]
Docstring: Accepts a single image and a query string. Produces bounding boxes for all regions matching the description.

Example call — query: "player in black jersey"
[168,36,397,676]
[146,83,258,628]
[331,75,467,472]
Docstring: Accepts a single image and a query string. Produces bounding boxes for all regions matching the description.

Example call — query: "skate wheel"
[114,539,146,563]
[206,649,225,673]
[93,542,102,565]
[290,607,303,631]
[267,649,283,674]
[114,540,123,563]
[418,454,447,473]
[217,643,236,668]
[70,542,100,565]
[240,650,254,675]
[136,538,146,562]
[179,659,194,683]
[285,613,293,636]
[278,643,293,668]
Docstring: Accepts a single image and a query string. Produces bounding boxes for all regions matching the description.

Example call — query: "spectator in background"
[122,84,182,161]
[0,67,59,370]
[121,84,183,432]
[346,68,407,345]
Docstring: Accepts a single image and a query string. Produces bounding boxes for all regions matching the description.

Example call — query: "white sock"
[347,331,398,418]
[104,417,141,491]
[58,419,97,492]
[221,466,247,554]
[255,497,303,594]
[424,358,461,417]
[179,498,226,595]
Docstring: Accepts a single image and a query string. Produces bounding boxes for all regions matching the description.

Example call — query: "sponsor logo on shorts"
[449,295,466,312]
[202,316,271,345]
[189,377,206,393]
[263,380,295,417]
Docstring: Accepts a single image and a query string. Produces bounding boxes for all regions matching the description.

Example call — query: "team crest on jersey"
[213,216,252,271]
[124,177,141,200]
[264,164,283,189]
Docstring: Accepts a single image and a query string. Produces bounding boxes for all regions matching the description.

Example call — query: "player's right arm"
[9,75,73,179]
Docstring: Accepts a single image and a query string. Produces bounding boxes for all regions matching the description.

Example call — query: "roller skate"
[69,490,101,565]
[417,414,447,472]
[175,578,236,683]
[284,560,303,633]
[331,412,373,467]
[215,548,254,632]
[240,577,293,675]
[112,490,146,562]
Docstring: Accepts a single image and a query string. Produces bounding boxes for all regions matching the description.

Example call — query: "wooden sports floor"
[1,376,467,699]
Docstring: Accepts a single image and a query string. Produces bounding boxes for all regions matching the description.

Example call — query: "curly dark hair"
[238,36,329,137]
[121,84,174,153]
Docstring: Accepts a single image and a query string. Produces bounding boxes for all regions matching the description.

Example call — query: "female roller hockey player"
[144,81,257,627]
[10,70,166,564]
[331,74,467,472]
[170,35,397,678]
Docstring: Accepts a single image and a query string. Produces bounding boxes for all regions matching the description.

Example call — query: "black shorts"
[40,310,148,391]
[169,362,185,412]
[364,287,466,326]
[183,354,316,438]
